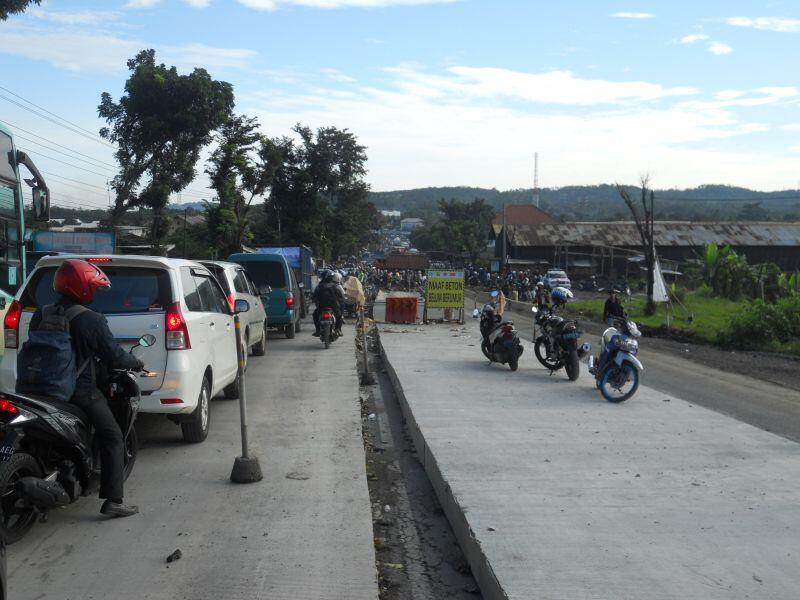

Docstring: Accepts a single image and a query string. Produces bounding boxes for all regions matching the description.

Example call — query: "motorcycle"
[472,291,523,371]
[588,317,643,402]
[0,334,154,543]
[532,305,591,381]
[319,308,340,349]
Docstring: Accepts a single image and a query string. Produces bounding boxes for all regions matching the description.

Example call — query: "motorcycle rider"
[312,271,345,336]
[28,259,143,517]
[603,288,625,326]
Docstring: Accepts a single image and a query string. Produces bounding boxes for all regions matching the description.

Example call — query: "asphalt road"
[7,320,378,600]
[466,293,800,443]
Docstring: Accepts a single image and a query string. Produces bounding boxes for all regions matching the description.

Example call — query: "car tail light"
[86,257,112,263]
[3,300,22,349]
[0,398,19,415]
[160,398,184,405]
[226,293,235,312]
[165,302,191,350]
[322,311,332,319]
[286,295,294,307]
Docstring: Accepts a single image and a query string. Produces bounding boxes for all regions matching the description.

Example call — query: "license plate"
[0,445,14,461]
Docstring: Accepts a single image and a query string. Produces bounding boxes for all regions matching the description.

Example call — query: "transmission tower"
[533,152,540,208]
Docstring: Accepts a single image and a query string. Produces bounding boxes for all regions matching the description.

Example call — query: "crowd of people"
[464,265,552,307]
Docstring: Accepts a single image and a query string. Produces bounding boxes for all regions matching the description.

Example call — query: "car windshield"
[239,261,286,289]
[22,265,171,314]
[201,263,232,295]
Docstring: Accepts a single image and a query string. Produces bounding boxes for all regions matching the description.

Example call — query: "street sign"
[426,270,465,309]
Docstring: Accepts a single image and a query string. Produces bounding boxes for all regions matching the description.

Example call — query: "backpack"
[16,304,91,402]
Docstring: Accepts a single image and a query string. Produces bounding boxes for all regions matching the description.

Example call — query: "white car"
[543,270,572,290]
[199,260,268,362]
[1,255,240,443]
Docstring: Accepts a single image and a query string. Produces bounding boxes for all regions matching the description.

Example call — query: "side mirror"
[234,299,250,313]
[138,334,157,348]
[472,308,480,318]
[32,187,50,222]
[258,285,272,296]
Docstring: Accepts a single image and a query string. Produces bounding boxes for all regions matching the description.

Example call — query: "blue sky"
[1,0,799,209]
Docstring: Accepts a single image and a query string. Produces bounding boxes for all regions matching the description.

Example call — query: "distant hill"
[370,185,800,222]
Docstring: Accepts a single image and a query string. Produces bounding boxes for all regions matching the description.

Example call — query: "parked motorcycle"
[319,308,340,349]
[588,317,643,402]
[0,334,154,543]
[531,287,590,381]
[472,291,523,371]
[532,305,591,381]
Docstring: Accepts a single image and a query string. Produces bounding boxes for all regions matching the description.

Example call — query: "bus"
[0,123,50,311]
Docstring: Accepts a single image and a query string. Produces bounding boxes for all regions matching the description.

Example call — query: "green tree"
[257,124,376,260]
[98,49,234,252]
[409,198,494,261]
[205,114,280,257]
[0,0,40,20]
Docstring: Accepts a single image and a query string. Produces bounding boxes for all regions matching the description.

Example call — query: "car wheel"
[252,322,267,356]
[285,324,295,339]
[182,377,211,443]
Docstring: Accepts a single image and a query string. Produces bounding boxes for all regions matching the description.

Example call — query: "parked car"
[228,252,302,339]
[199,260,268,361]
[543,270,572,291]
[0,255,240,443]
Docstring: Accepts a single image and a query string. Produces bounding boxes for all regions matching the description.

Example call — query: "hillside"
[370,185,800,222]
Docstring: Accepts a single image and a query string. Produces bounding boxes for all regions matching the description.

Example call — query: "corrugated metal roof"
[492,204,559,226]
[501,222,800,247]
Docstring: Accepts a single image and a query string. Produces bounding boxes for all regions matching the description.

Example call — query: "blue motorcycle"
[588,317,643,402]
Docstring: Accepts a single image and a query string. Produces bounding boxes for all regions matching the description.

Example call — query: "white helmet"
[332,272,343,284]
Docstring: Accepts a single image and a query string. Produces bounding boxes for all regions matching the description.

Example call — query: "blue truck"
[255,246,314,316]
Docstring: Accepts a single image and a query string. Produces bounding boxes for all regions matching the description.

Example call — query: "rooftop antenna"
[533,152,540,208]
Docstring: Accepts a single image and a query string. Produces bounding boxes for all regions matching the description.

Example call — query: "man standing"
[603,289,626,326]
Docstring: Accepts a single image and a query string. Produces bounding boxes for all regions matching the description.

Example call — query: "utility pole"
[501,203,507,273]
[182,207,188,258]
[533,152,540,208]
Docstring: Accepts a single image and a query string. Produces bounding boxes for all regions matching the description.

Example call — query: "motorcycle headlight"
[618,337,638,352]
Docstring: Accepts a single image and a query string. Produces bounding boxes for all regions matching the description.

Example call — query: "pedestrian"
[603,289,625,326]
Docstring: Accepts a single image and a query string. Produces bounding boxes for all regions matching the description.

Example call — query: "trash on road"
[166,549,182,563]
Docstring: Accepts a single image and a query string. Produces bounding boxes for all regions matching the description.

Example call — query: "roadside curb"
[378,329,510,600]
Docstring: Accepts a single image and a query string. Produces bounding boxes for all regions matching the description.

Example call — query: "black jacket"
[603,298,625,322]
[29,297,140,401]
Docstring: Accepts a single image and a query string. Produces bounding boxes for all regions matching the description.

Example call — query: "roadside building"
[492,221,800,273]
[400,218,425,233]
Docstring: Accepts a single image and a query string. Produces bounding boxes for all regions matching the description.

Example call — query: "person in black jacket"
[602,289,626,326]
[29,259,142,517]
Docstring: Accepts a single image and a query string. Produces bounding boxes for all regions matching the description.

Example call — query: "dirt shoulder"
[467,290,800,393]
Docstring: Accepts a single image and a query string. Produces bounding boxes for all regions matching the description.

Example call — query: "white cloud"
[723,16,800,33]
[0,25,256,74]
[708,42,733,55]
[382,66,696,105]
[715,90,744,101]
[184,0,212,6]
[238,0,459,9]
[782,123,800,131]
[320,68,357,83]
[243,65,800,191]
[679,34,709,44]
[126,0,161,7]
[611,12,655,19]
[29,8,121,25]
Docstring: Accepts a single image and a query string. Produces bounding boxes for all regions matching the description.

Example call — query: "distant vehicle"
[1,255,240,443]
[543,270,571,290]
[228,252,302,339]
[199,261,268,361]
[253,246,313,317]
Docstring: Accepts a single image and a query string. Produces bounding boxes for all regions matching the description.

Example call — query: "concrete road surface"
[381,323,800,600]
[8,323,378,600]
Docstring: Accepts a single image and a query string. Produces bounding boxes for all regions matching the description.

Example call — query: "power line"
[0,121,117,169]
[0,92,115,150]
[0,84,109,143]
[18,147,113,179]
[40,169,108,191]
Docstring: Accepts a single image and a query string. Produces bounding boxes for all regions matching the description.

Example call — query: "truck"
[255,246,314,316]
[377,252,429,271]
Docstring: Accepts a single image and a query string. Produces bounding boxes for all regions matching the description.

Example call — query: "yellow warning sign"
[426,270,465,309]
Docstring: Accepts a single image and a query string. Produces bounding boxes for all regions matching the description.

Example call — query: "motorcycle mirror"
[472,308,480,318]
[138,334,157,348]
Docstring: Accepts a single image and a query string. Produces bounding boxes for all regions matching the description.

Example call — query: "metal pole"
[182,208,188,259]
[230,311,262,483]
[501,203,507,273]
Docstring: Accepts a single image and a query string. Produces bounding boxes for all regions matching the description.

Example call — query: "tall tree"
[258,124,376,260]
[205,114,280,256]
[0,0,39,20]
[98,49,234,252]
[618,178,656,315]
[409,198,494,261]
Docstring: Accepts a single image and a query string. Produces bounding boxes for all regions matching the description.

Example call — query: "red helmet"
[53,259,111,304]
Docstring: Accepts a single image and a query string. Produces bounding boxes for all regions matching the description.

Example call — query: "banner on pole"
[426,270,465,309]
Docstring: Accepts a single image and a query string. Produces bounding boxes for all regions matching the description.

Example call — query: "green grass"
[564,290,746,344]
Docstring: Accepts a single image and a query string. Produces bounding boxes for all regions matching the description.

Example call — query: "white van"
[0,255,239,443]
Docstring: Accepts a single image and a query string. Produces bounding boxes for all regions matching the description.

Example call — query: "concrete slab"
[380,323,800,600]
[9,325,378,600]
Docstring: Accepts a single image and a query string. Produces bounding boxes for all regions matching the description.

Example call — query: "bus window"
[0,132,15,182]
